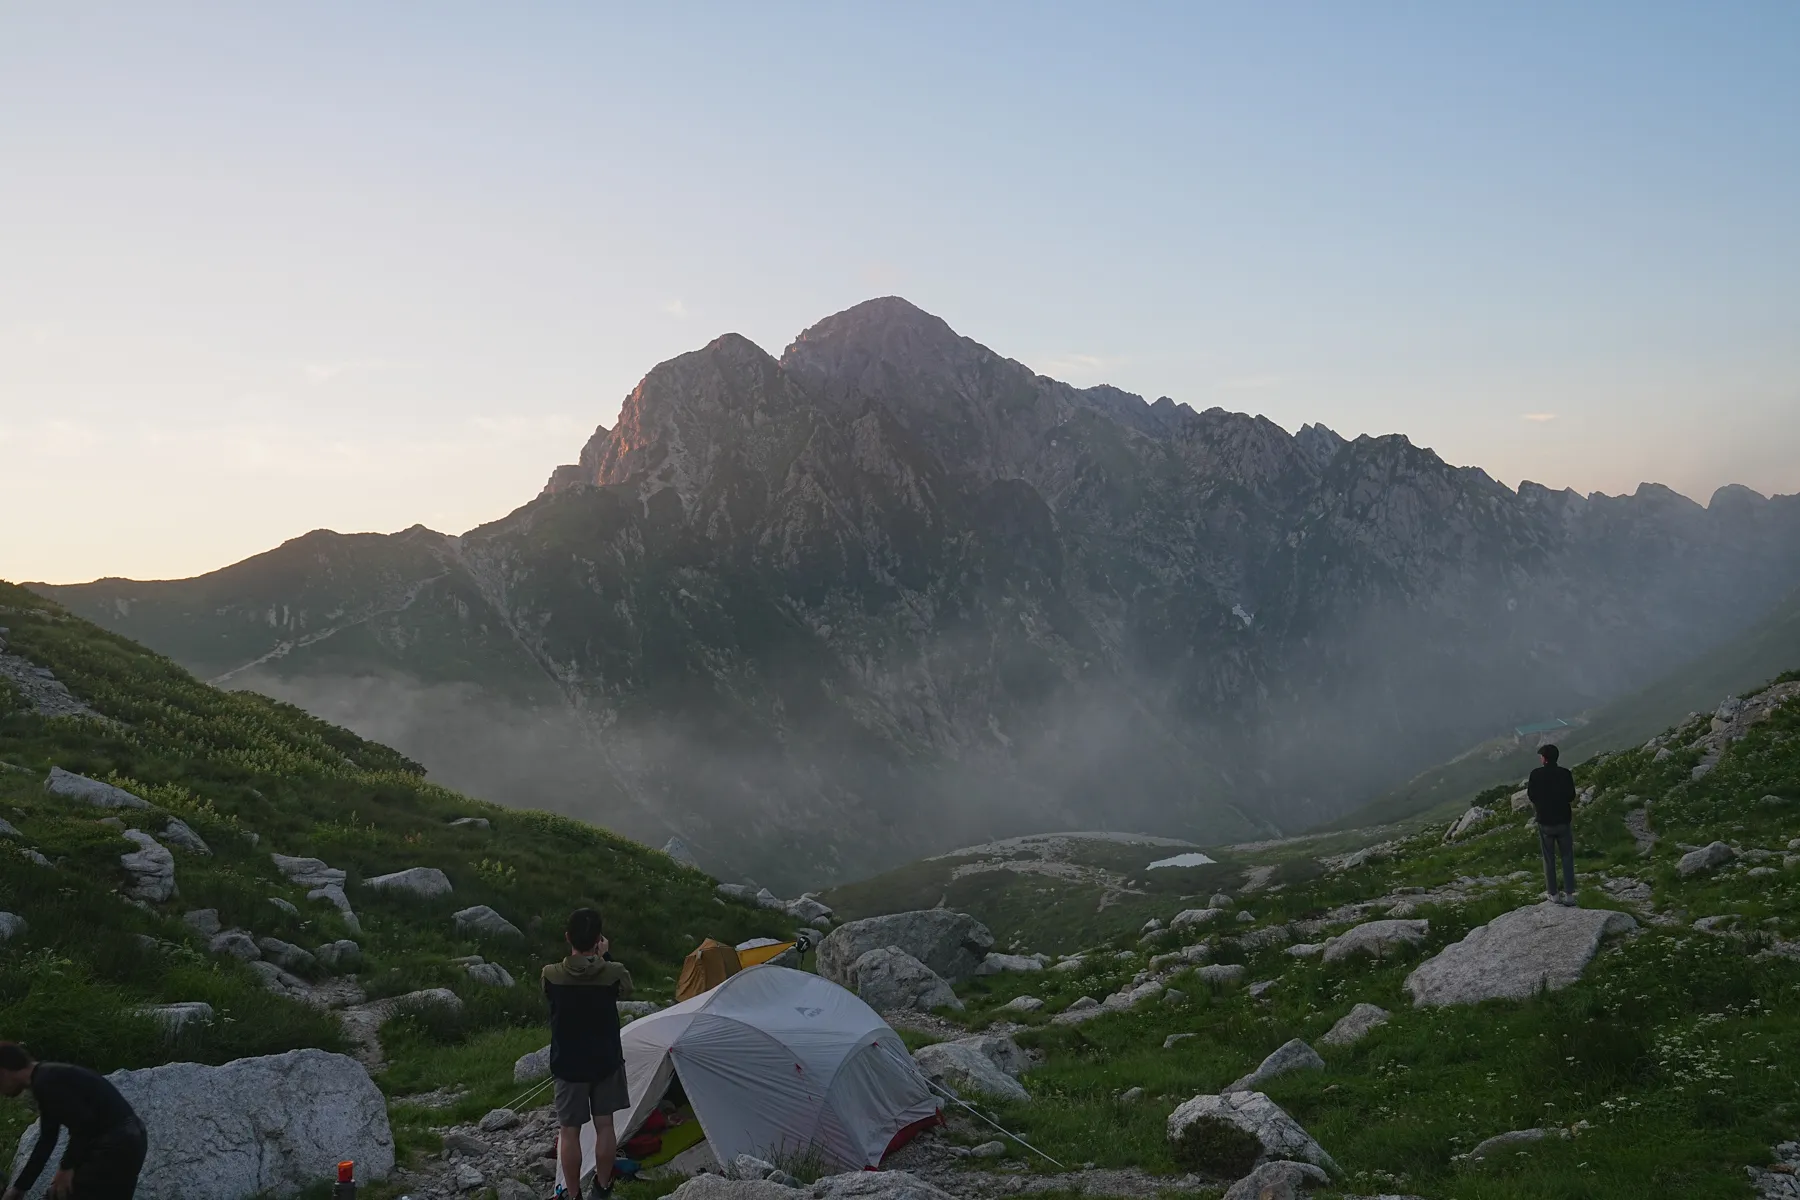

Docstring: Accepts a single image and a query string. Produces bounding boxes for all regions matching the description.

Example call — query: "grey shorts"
[554,1069,630,1126]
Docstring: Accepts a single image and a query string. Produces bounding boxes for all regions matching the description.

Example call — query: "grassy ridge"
[0,580,787,1158]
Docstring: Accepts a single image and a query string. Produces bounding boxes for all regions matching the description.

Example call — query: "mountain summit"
[40,299,1800,887]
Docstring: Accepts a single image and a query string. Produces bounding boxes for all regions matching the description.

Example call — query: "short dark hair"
[0,1042,32,1071]
[566,908,604,951]
[1538,744,1560,764]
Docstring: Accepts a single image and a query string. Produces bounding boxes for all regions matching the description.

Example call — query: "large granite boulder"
[951,1033,1030,1078]
[1320,919,1429,964]
[1677,841,1735,876]
[270,854,345,889]
[453,904,523,940]
[364,867,453,899]
[256,937,317,973]
[120,831,176,902]
[306,884,361,934]
[159,819,211,855]
[315,939,362,973]
[812,1171,955,1200]
[0,912,25,942]
[817,910,993,986]
[1168,1091,1336,1175]
[11,1049,391,1200]
[514,1044,551,1083]
[1222,1161,1330,1200]
[1318,1003,1389,1048]
[1225,1039,1325,1094]
[848,947,962,1013]
[1405,903,1636,1006]
[46,767,146,809]
[913,1041,1028,1103]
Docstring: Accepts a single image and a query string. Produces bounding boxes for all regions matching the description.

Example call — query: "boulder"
[728,1154,780,1181]
[467,961,515,988]
[306,884,361,934]
[967,1140,1007,1158]
[0,818,19,839]
[1319,1003,1389,1048]
[1163,988,1188,1006]
[817,910,994,986]
[755,888,786,911]
[1404,903,1637,1007]
[787,896,834,925]
[448,816,491,830]
[10,1049,391,1200]
[811,1170,955,1200]
[912,1042,1028,1103]
[45,767,147,809]
[716,883,759,904]
[1194,963,1245,986]
[1167,1091,1336,1174]
[1164,1033,1196,1050]
[454,904,523,940]
[661,836,702,869]
[1222,1161,1331,1200]
[952,1033,1030,1078]
[315,939,362,973]
[1320,919,1429,964]
[209,930,261,961]
[1225,1039,1325,1093]
[267,897,299,916]
[1102,981,1165,1012]
[619,1000,662,1019]
[1285,944,1324,959]
[1119,1086,1145,1104]
[666,1179,798,1200]
[248,961,313,1002]
[138,1002,214,1034]
[0,912,24,942]
[1677,841,1736,876]
[364,867,453,899]
[20,848,51,868]
[1170,908,1225,936]
[849,947,962,1012]
[120,831,176,903]
[182,908,222,937]
[974,952,1042,976]
[1150,943,1212,972]
[1444,806,1493,842]
[160,818,211,855]
[256,937,318,973]
[478,1107,520,1132]
[1209,893,1235,909]
[998,995,1043,1013]
[271,854,345,889]
[1247,980,1277,1000]
[1468,1127,1548,1160]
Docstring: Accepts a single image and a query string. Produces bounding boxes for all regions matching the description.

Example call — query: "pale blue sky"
[3,3,1797,582]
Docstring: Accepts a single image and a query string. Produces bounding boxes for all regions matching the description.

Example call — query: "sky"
[3,3,1797,584]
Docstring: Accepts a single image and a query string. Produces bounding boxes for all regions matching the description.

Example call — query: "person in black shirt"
[542,908,633,1200]
[1527,743,1579,906]
[0,1043,146,1200]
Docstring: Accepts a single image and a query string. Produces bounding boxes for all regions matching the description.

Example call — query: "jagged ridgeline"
[37,298,1800,889]
[0,580,788,1150]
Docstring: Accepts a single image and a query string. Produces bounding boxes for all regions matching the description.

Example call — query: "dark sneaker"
[1558,893,1579,907]
[589,1181,614,1200]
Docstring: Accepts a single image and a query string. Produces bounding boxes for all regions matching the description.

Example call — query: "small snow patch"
[1148,852,1217,870]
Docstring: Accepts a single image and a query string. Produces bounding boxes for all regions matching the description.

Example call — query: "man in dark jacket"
[544,908,633,1200]
[1527,743,1579,906]
[0,1042,147,1200]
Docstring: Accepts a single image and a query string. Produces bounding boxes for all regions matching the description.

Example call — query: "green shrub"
[1171,1115,1262,1177]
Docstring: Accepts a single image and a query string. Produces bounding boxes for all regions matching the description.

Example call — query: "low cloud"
[662,299,689,320]
[1521,412,1558,423]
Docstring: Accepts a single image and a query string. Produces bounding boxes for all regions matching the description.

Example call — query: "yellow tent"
[736,939,798,968]
[676,939,741,1001]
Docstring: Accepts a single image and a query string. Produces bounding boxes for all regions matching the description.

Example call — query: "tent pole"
[923,1080,1066,1170]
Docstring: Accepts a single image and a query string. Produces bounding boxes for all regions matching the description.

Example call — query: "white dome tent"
[562,966,940,1186]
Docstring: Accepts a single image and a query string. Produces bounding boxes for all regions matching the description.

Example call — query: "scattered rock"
[1236,911,1256,924]
[0,818,18,839]
[249,960,314,1002]
[478,1107,520,1132]
[138,1001,214,1034]
[716,883,759,904]
[1405,903,1636,1006]
[1240,866,1279,893]
[1469,1127,1547,1160]
[453,904,523,940]
[364,867,454,898]
[850,946,962,1012]
[967,1141,1008,1159]
[953,1033,1030,1078]
[1319,1003,1389,1047]
[45,767,147,809]
[119,831,176,903]
[974,952,1042,975]
[1165,1033,1196,1050]
[1321,919,1429,964]
[513,1045,551,1083]
[256,936,318,973]
[1286,943,1324,959]
[1226,1039,1325,1093]
[1194,963,1246,986]
[619,1000,662,1019]
[660,836,701,868]
[1119,1086,1145,1104]
[1164,988,1188,1006]
[1247,980,1277,1000]
[271,853,345,889]
[817,910,994,986]
[786,896,835,925]
[1223,1160,1331,1200]
[1151,943,1212,971]
[20,848,51,868]
[10,1049,391,1200]
[0,912,25,942]
[448,816,491,830]
[1678,842,1736,876]
[307,884,361,934]
[183,908,222,937]
[997,995,1043,1013]
[1209,893,1235,909]
[467,961,516,988]
[159,818,211,855]
[268,897,299,916]
[1168,1091,1336,1174]
[1653,747,1673,762]
[315,939,362,973]
[1444,806,1493,842]
[1170,908,1225,936]
[1624,808,1657,856]
[912,1042,1028,1103]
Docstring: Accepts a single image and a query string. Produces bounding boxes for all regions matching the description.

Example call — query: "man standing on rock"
[1528,743,1579,906]
[0,1042,147,1200]
[544,908,633,1200]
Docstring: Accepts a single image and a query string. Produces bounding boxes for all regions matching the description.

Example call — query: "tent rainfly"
[562,966,939,1186]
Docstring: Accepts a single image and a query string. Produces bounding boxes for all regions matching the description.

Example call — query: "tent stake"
[923,1080,1066,1170]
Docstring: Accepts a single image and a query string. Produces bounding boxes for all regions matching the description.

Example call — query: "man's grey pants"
[1538,822,1575,895]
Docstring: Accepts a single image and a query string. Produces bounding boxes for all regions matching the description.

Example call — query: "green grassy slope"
[1326,585,1800,832]
[0,580,787,1161]
[922,677,1800,1199]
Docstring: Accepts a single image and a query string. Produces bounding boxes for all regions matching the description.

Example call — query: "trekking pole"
[922,1079,1066,1169]
[335,1160,356,1200]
